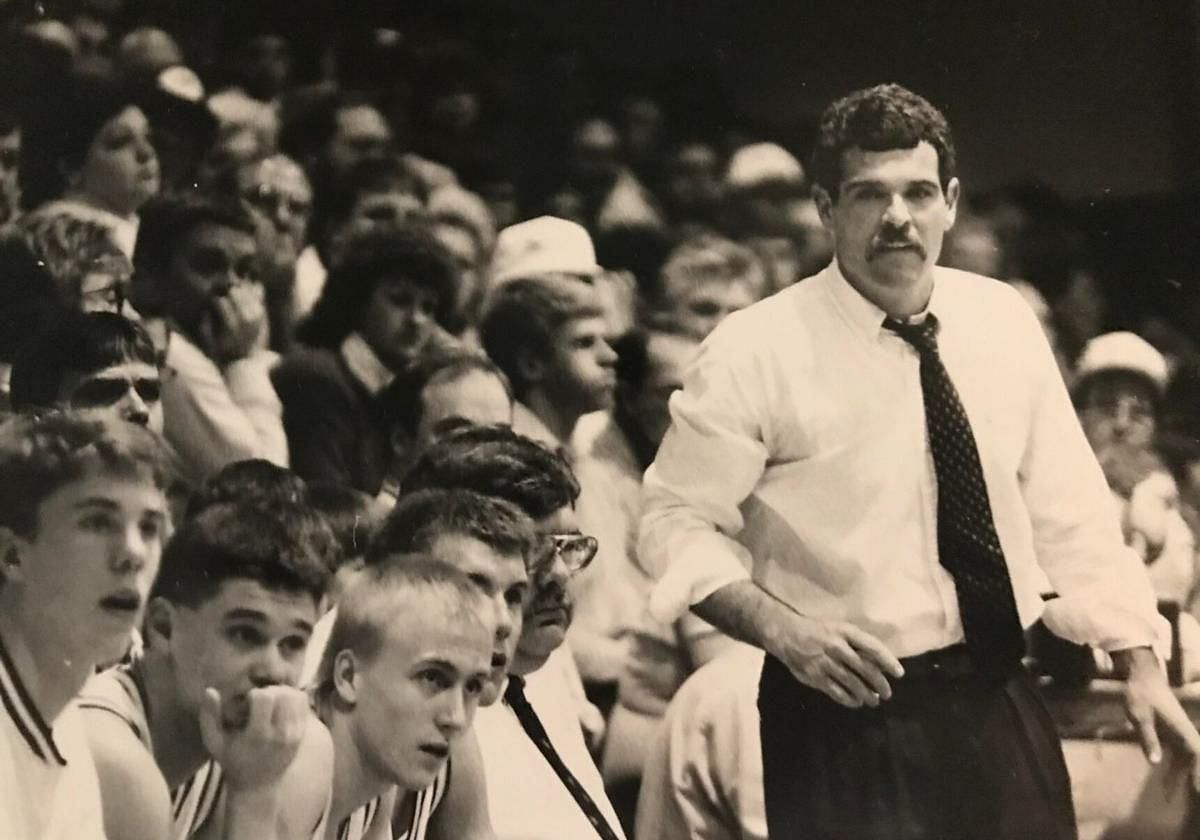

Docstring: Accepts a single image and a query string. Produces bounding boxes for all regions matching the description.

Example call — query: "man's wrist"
[1111,645,1160,679]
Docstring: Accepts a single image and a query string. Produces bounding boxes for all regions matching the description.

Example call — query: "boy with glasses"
[11,312,164,433]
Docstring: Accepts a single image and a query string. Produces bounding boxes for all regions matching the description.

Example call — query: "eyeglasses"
[68,376,162,409]
[242,184,312,219]
[532,533,599,576]
[79,281,127,314]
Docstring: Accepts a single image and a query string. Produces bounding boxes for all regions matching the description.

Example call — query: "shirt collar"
[512,402,573,462]
[340,333,394,396]
[0,632,67,766]
[825,260,941,339]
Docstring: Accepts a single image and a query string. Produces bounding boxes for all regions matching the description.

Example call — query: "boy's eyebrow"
[221,609,314,635]
[415,657,459,675]
[223,607,269,623]
[72,497,121,511]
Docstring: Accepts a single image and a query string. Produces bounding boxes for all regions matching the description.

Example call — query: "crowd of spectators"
[2,2,1200,840]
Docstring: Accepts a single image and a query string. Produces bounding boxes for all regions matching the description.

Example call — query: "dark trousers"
[757,650,1077,840]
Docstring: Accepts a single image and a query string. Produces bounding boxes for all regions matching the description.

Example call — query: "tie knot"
[504,675,527,703]
[884,313,940,354]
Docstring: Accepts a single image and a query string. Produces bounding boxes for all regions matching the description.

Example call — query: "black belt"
[898,643,980,680]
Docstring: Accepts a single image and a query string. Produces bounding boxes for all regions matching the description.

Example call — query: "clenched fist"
[198,685,311,794]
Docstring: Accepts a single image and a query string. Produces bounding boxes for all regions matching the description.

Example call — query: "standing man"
[639,83,1200,839]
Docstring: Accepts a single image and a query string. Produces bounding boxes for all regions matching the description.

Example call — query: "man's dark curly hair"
[810,83,956,198]
[297,223,459,349]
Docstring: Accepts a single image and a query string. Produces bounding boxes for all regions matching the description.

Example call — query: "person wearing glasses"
[9,311,163,434]
[234,154,313,351]
[18,209,139,319]
[404,424,627,840]
[130,193,288,481]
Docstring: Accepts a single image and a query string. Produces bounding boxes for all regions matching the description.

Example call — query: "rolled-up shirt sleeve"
[1016,305,1167,652]
[638,325,772,624]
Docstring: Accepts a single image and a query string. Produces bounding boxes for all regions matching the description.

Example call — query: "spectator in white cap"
[1073,332,1199,616]
[491,215,635,336]
[482,219,623,700]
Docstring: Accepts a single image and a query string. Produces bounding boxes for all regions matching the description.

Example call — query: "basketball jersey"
[79,663,225,840]
[334,760,449,840]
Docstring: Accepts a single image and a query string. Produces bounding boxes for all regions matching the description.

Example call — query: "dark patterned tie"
[504,676,623,840]
[885,314,1026,675]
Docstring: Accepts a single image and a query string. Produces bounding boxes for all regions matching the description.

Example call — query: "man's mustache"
[870,230,925,260]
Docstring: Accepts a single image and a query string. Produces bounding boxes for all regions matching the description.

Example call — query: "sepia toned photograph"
[1,1,1199,838]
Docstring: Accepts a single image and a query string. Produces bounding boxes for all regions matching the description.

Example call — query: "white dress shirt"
[475,646,626,840]
[162,329,288,481]
[639,262,1163,658]
[634,647,767,840]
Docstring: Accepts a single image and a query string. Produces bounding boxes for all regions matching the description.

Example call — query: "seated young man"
[131,194,288,480]
[405,425,625,840]
[479,274,623,695]
[10,311,163,433]
[375,351,514,504]
[302,486,534,840]
[0,413,173,840]
[78,500,335,840]
[643,234,767,340]
[479,274,617,455]
[313,558,498,840]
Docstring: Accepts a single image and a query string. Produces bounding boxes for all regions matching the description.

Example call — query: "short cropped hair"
[404,425,580,519]
[314,556,492,701]
[378,349,513,440]
[367,487,535,567]
[151,500,332,608]
[810,83,956,197]
[298,224,458,351]
[306,482,387,567]
[131,193,256,317]
[185,458,308,518]
[654,233,765,308]
[0,412,174,537]
[10,313,158,413]
[478,276,605,399]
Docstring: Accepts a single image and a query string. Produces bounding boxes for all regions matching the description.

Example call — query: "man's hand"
[198,685,310,794]
[768,614,905,708]
[1116,646,1200,791]
[201,283,268,365]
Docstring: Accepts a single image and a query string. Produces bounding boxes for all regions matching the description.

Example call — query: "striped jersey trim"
[0,631,67,766]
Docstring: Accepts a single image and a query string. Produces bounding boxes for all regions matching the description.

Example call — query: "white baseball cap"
[1075,331,1169,392]
[490,216,601,286]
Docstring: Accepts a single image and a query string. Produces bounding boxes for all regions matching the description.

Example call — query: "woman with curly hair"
[272,223,461,493]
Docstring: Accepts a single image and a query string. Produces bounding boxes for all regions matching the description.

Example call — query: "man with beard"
[78,501,334,840]
[639,83,1200,839]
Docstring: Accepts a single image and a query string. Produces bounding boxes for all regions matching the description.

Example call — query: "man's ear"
[813,185,836,231]
[516,347,546,388]
[143,597,176,650]
[0,527,27,585]
[332,650,360,706]
[944,177,961,228]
